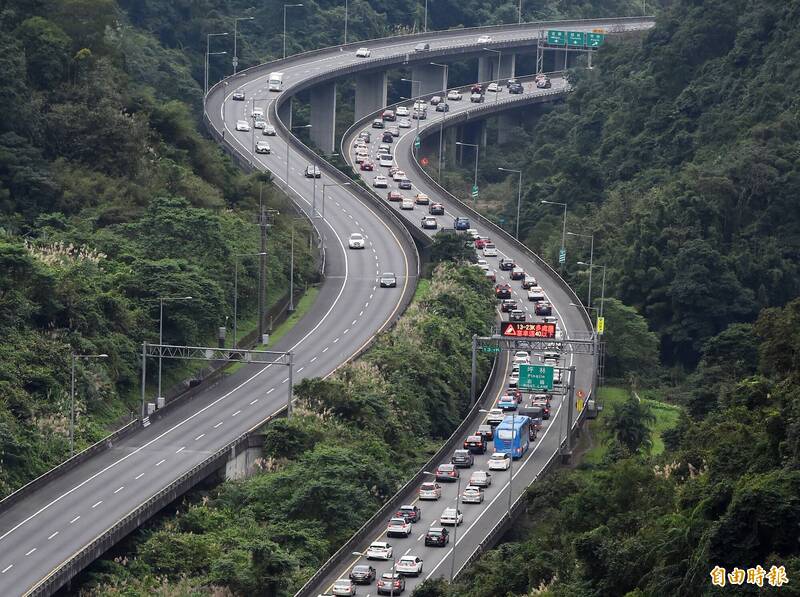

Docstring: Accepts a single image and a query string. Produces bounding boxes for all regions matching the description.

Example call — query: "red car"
[475,237,490,249]
[471,83,483,94]
[429,202,445,215]
[395,504,422,523]
[387,191,403,202]
[495,284,511,299]
[360,160,374,171]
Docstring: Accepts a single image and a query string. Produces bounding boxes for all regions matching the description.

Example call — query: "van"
[415,42,431,52]
[268,72,284,91]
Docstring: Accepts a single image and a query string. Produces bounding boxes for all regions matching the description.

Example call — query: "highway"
[301,75,592,595]
[0,16,653,597]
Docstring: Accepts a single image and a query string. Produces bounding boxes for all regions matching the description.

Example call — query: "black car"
[429,203,445,215]
[425,527,450,547]
[509,82,524,94]
[500,299,517,313]
[350,564,377,584]
[435,102,449,112]
[451,449,474,468]
[476,423,494,441]
[372,119,385,129]
[464,434,487,454]
[495,284,512,299]
[510,309,526,323]
[232,89,245,101]
[498,258,515,271]
[382,131,394,143]
[535,302,553,316]
[395,504,422,523]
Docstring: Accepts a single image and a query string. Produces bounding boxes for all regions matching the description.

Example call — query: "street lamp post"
[205,32,228,102]
[233,16,254,75]
[401,78,422,141]
[483,47,501,101]
[541,200,567,271]
[456,141,479,206]
[289,222,295,312]
[283,4,304,60]
[344,0,349,45]
[70,353,108,456]
[430,62,449,181]
[578,262,606,317]
[322,182,353,219]
[234,253,267,348]
[424,0,429,32]
[148,296,193,401]
[568,232,594,308]
[498,167,523,239]
[518,0,523,23]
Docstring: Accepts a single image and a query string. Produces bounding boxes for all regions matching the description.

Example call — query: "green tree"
[604,394,656,454]
[430,230,477,264]
[14,17,71,88]
[600,298,660,380]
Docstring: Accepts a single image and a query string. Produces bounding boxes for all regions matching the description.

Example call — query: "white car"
[262,124,276,136]
[418,481,442,500]
[513,351,530,364]
[398,117,411,128]
[413,99,428,110]
[396,555,424,576]
[253,119,266,129]
[477,35,492,43]
[488,452,511,471]
[400,198,414,210]
[332,578,356,596]
[366,541,393,560]
[348,233,365,249]
[373,175,389,188]
[355,150,369,164]
[440,507,463,526]
[466,228,480,239]
[462,486,484,504]
[487,82,499,93]
[483,243,497,257]
[485,408,505,426]
[396,106,410,117]
[475,259,490,271]
[252,107,264,119]
[379,154,394,167]
[379,143,391,153]
[387,517,412,538]
[528,288,546,302]
[392,170,406,181]
[255,140,271,154]
[235,120,250,132]
[447,89,462,101]
[355,47,371,58]
[508,372,519,387]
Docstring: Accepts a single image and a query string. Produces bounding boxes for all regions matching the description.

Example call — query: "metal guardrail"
[294,351,507,597]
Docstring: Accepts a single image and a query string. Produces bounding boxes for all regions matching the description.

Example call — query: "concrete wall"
[310,82,337,153]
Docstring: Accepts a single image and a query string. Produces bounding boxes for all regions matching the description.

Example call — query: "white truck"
[268,72,284,91]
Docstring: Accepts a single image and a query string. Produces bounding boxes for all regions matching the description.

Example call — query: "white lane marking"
[135,473,145,480]
[155,459,166,467]
[282,377,289,384]
[25,548,36,556]
[323,347,329,352]
[267,388,275,394]
[352,319,357,326]
[369,294,374,299]
[114,486,124,494]
[333,338,339,344]
[91,501,102,509]
[195,434,205,441]
[310,356,318,363]
[2,565,13,573]
[213,422,223,429]
[359,310,364,316]
[232,410,241,417]
[297,367,304,373]
[175,446,185,454]
[47,532,58,541]
[250,399,259,405]
[69,516,80,524]
[417,533,424,541]
[404,547,412,556]
[344,328,350,334]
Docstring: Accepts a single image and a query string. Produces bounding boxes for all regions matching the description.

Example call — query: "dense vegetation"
[0,1,315,496]
[437,0,800,369]
[79,260,496,595]
[416,298,800,597]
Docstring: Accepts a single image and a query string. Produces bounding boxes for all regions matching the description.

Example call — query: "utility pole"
[289,221,295,312]
[470,334,478,404]
[258,201,268,340]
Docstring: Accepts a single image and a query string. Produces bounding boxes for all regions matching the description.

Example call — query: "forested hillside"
[0,0,315,496]
[451,0,800,367]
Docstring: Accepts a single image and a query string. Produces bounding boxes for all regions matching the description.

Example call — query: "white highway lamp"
[401,78,423,141]
[283,4,303,59]
[456,141,479,206]
[204,32,228,102]
[541,200,567,271]
[233,16,255,75]
[148,295,193,403]
[483,47,501,101]
[568,231,594,308]
[498,167,523,239]
[70,353,108,456]
[430,62,449,181]
[234,253,267,348]
[344,0,349,45]
[578,262,606,318]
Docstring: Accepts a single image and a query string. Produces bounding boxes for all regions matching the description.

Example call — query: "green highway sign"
[481,345,500,354]
[414,136,421,149]
[567,31,586,47]
[519,364,554,391]
[547,30,566,46]
[587,32,605,47]
[471,184,479,198]
[558,248,567,264]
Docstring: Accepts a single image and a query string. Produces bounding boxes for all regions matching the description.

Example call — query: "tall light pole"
[578,262,606,317]
[541,200,567,271]
[283,4,304,59]
[499,167,523,239]
[233,16,254,75]
[518,0,523,23]
[456,141,479,206]
[286,123,312,189]
[401,78,422,141]
[289,221,295,312]
[431,62,449,181]
[148,296,193,401]
[70,353,108,456]
[234,253,266,348]
[423,0,429,32]
[483,47,501,101]
[205,32,228,102]
[568,232,594,308]
[344,0,349,45]
[322,182,353,219]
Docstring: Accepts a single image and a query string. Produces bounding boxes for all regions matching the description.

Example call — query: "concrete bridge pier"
[355,71,388,121]
[310,82,337,153]
[411,63,447,96]
[478,53,516,83]
[224,435,264,480]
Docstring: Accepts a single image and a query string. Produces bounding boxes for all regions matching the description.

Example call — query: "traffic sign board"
[471,184,479,198]
[547,30,566,46]
[232,56,239,67]
[501,321,556,339]
[596,316,605,335]
[558,248,566,264]
[519,364,554,391]
[567,31,586,47]
[481,345,500,354]
[414,136,421,149]
[587,32,605,47]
